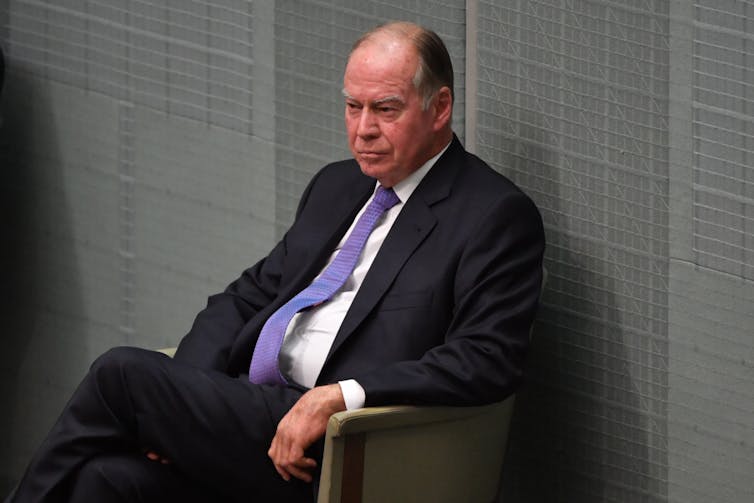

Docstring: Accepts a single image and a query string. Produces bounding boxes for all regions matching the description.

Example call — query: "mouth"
[358,151,386,159]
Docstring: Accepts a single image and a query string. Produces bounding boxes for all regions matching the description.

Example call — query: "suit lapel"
[325,138,463,361]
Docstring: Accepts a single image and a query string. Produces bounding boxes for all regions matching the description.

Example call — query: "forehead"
[343,40,418,100]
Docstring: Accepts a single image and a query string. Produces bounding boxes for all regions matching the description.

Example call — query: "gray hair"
[351,22,454,110]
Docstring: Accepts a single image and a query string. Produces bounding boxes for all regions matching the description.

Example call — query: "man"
[6,21,544,502]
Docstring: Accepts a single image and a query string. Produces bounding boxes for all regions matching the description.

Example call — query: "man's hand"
[268,383,346,482]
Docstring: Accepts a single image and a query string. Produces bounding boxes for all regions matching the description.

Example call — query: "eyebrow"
[342,90,405,106]
[374,95,404,106]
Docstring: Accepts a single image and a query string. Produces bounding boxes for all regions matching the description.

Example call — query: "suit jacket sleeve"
[354,190,545,407]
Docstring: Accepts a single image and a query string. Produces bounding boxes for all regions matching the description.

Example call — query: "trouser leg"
[67,454,214,503]
[7,346,312,503]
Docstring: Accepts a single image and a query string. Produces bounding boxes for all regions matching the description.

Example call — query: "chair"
[316,398,515,503]
[160,345,515,502]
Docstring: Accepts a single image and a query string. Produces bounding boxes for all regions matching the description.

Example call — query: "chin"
[357,163,385,180]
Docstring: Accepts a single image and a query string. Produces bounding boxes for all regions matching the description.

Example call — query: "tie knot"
[374,186,400,211]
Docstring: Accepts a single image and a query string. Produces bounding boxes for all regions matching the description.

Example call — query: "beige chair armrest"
[157,347,177,358]
[318,397,516,503]
[325,402,510,436]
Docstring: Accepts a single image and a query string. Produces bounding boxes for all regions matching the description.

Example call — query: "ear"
[432,86,453,131]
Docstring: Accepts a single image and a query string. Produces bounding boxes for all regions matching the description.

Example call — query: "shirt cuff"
[338,379,366,410]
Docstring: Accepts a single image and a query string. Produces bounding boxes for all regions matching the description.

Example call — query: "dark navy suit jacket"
[175,136,545,407]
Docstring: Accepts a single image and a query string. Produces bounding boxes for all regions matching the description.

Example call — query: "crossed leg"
[68,454,214,502]
[7,347,313,502]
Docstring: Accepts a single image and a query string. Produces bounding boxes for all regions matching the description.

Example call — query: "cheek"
[379,125,401,148]
[382,127,412,156]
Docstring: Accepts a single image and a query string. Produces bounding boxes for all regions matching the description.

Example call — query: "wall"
[0,0,279,492]
[1,1,752,501]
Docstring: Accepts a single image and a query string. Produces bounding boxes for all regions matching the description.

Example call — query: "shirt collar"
[375,140,452,203]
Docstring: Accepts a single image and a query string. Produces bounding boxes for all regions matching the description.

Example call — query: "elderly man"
[6,21,544,503]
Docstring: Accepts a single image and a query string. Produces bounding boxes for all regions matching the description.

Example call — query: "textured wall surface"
[477,2,671,502]
[1,1,752,501]
[0,1,277,493]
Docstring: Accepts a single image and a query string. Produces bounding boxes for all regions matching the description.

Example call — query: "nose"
[356,108,379,139]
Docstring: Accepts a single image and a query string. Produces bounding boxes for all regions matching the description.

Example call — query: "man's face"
[343,39,441,187]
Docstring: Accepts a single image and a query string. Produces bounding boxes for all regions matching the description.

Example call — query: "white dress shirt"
[278,143,449,409]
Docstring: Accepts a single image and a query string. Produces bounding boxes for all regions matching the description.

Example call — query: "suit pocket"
[379,290,433,311]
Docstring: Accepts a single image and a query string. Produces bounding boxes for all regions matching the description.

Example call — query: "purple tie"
[249,186,400,385]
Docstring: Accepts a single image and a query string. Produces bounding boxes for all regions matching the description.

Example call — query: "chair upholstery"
[317,398,515,503]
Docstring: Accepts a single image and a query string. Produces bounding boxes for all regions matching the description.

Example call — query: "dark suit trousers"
[6,347,314,503]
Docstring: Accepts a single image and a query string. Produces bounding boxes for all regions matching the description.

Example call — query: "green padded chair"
[316,398,516,503]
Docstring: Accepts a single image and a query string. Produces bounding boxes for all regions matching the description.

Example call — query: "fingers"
[284,457,317,483]
[267,385,346,482]
[144,450,171,465]
[273,456,317,483]
[268,435,317,482]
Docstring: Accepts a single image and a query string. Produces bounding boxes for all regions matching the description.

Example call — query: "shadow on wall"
[496,131,663,502]
[0,60,84,496]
